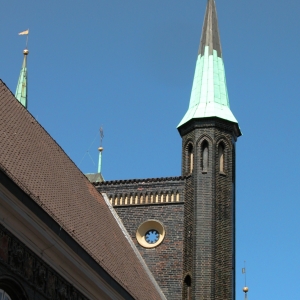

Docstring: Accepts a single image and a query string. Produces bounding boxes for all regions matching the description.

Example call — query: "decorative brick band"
[109,191,181,206]
[94,176,186,186]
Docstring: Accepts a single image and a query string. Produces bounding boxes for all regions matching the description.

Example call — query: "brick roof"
[0,80,165,300]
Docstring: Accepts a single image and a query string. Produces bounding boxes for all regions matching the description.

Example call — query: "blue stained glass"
[145,230,159,244]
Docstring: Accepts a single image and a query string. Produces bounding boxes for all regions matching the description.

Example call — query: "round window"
[136,220,165,248]
[145,229,160,244]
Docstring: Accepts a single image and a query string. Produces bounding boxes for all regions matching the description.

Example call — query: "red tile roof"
[0,80,165,300]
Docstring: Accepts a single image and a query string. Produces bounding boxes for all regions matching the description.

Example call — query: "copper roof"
[0,80,165,300]
[85,172,105,183]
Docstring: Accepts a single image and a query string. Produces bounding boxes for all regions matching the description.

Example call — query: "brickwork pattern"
[96,178,185,207]
[215,139,236,300]
[179,118,238,300]
[115,204,184,300]
[96,178,186,299]
[182,175,194,299]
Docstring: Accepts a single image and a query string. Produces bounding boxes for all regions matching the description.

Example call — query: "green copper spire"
[15,49,28,108]
[98,147,103,173]
[178,0,238,128]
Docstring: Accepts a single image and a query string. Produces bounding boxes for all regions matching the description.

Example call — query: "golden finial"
[242,261,249,299]
[98,127,104,173]
[23,49,29,55]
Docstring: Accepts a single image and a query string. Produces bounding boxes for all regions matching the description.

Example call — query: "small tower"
[178,0,241,299]
[15,49,29,108]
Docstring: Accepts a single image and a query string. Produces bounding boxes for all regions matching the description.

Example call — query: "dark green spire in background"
[15,49,28,108]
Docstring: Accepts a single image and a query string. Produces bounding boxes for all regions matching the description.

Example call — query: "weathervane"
[100,127,104,147]
[98,127,104,173]
[242,261,249,299]
[19,29,29,49]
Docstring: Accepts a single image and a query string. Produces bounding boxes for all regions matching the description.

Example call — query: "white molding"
[0,184,124,300]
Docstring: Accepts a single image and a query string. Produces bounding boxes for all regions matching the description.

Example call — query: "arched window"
[0,290,12,300]
[187,144,194,173]
[202,141,208,172]
[218,143,225,173]
[184,275,191,300]
[165,192,169,203]
[0,277,28,300]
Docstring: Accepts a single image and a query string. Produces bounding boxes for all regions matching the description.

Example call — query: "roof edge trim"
[102,193,167,300]
[95,176,186,186]
[0,166,132,299]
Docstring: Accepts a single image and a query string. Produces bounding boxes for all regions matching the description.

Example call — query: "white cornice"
[0,183,124,300]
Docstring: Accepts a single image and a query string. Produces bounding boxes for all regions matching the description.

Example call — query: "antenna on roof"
[242,261,249,299]
[98,127,104,173]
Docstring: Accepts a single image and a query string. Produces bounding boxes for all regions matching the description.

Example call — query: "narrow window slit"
[202,141,208,173]
[219,143,225,174]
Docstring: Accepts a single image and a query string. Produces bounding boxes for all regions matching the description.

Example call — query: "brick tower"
[178,0,241,299]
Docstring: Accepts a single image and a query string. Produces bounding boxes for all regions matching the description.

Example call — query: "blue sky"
[1,1,300,298]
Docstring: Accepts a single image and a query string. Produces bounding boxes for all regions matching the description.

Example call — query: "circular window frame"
[136,220,165,249]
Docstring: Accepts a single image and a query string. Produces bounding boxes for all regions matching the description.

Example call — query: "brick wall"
[96,178,186,299]
[182,175,194,299]
[179,118,238,300]
[95,117,239,300]
[97,177,185,207]
[115,204,184,300]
